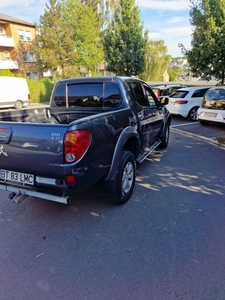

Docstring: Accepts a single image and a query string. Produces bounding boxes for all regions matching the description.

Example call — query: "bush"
[0,70,13,76]
[26,77,54,103]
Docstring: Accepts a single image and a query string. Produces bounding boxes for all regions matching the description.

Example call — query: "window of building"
[0,27,5,36]
[25,31,32,41]
[18,29,32,41]
[4,51,10,59]
[26,72,39,80]
[22,52,36,62]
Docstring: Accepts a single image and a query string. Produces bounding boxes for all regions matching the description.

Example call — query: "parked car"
[152,84,186,101]
[166,86,213,121]
[197,86,225,125]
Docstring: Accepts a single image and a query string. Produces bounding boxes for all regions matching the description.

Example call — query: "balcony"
[0,59,19,69]
[0,36,15,47]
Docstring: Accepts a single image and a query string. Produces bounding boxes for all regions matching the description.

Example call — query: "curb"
[171,127,225,150]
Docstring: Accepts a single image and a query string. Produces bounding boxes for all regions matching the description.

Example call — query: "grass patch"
[215,136,225,145]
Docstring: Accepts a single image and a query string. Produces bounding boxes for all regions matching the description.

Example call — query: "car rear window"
[202,89,225,109]
[170,90,189,98]
[53,82,121,108]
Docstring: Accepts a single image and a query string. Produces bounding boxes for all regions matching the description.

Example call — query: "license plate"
[0,169,34,185]
[204,112,216,117]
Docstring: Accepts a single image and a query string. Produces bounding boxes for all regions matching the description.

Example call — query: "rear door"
[142,83,165,140]
[127,80,162,148]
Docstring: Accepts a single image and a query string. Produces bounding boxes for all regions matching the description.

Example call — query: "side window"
[192,90,201,97]
[168,87,175,95]
[192,89,208,98]
[53,85,66,107]
[103,83,121,107]
[130,81,149,107]
[199,88,209,97]
[143,84,157,107]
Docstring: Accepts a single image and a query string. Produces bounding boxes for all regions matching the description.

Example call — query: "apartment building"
[0,13,39,79]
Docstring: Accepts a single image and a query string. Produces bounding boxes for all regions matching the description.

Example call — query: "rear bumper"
[0,183,70,204]
[166,105,189,117]
[198,109,225,124]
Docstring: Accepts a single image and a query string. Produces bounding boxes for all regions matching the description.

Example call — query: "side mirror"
[159,96,169,106]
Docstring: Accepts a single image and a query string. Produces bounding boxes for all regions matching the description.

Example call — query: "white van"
[0,76,30,109]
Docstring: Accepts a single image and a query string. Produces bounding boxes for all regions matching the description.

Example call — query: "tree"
[180,0,225,84]
[141,40,171,81]
[62,0,104,76]
[35,0,79,79]
[167,68,178,81]
[103,0,147,76]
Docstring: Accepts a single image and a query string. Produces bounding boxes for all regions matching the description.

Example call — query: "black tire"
[14,100,23,109]
[107,151,136,204]
[199,120,210,126]
[188,106,199,121]
[159,122,169,149]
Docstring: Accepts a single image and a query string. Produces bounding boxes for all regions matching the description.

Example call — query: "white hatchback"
[166,86,213,121]
[197,86,225,125]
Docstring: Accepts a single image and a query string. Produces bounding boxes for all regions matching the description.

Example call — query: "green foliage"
[35,0,104,78]
[141,40,171,81]
[167,68,178,81]
[35,0,79,79]
[180,0,225,84]
[103,0,147,76]
[0,69,13,76]
[63,0,104,75]
[26,77,54,103]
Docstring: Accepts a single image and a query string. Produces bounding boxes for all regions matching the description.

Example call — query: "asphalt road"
[0,129,225,300]
[171,115,225,142]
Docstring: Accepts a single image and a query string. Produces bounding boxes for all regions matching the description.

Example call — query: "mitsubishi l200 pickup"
[0,76,170,204]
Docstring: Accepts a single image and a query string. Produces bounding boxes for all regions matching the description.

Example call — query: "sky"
[0,0,192,58]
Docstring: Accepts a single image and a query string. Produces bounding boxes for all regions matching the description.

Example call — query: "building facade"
[0,13,39,79]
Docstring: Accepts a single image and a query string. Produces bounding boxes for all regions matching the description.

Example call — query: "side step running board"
[136,139,161,163]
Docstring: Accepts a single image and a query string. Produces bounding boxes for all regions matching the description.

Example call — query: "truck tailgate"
[0,122,68,177]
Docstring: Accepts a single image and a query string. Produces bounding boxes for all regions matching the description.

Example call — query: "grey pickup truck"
[0,76,170,205]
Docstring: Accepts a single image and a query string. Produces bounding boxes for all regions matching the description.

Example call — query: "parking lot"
[171,115,225,145]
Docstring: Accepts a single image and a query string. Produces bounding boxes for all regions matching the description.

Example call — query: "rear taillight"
[175,100,188,104]
[64,130,91,163]
[0,128,10,133]
[158,89,161,100]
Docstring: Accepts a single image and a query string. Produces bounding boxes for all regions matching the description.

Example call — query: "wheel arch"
[103,126,140,193]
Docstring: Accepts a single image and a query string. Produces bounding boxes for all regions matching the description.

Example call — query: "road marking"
[171,123,198,128]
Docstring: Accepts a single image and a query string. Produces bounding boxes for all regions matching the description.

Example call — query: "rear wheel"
[188,106,199,121]
[14,100,23,109]
[107,151,136,204]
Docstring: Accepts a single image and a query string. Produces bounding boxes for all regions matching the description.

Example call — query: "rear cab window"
[53,82,121,108]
